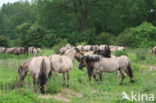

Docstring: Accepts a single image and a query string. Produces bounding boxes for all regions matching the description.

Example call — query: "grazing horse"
[79,55,134,85]
[32,48,37,56]
[37,48,41,55]
[18,56,51,94]
[0,47,6,53]
[49,49,81,87]
[152,46,156,55]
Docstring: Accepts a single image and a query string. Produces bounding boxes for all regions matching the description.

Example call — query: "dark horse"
[79,45,111,81]
[97,45,111,57]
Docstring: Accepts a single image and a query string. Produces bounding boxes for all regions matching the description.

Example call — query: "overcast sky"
[0,0,31,7]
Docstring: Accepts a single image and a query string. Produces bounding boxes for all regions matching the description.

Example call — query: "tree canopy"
[0,0,156,47]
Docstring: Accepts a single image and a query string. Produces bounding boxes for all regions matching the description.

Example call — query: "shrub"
[115,28,135,47]
[0,35,9,47]
[133,22,156,48]
[52,39,69,52]
[114,50,128,57]
[94,32,116,45]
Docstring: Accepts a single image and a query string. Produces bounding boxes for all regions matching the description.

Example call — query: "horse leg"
[87,69,92,81]
[94,69,101,81]
[40,83,44,94]
[67,71,70,88]
[40,82,46,94]
[99,73,102,81]
[53,72,58,80]
[62,73,65,87]
[117,71,120,77]
[88,74,91,81]
[34,78,39,93]
[93,74,98,81]
[119,71,125,85]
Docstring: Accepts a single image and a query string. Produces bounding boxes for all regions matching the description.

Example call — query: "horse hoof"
[131,80,135,83]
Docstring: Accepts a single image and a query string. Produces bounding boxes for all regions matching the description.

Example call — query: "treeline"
[0,0,156,48]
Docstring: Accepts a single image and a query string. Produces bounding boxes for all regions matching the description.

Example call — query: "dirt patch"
[39,94,71,102]
[38,88,83,102]
[139,64,156,71]
[61,88,83,98]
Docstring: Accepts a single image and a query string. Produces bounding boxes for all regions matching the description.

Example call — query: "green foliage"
[16,22,32,47]
[27,24,46,47]
[52,39,68,52]
[94,32,116,45]
[1,0,156,47]
[16,23,57,47]
[1,2,36,39]
[115,28,135,47]
[114,50,128,57]
[0,35,9,47]
[133,22,156,48]
[76,41,87,46]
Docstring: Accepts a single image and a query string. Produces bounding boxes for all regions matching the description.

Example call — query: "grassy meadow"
[0,48,156,103]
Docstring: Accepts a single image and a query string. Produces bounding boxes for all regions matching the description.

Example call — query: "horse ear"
[22,65,28,69]
[74,48,79,53]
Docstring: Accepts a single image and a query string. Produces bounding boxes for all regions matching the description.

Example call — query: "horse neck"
[64,52,75,60]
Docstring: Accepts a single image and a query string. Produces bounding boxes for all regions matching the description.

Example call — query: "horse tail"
[127,60,134,83]
[40,59,47,86]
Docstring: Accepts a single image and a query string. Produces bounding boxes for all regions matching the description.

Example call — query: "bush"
[94,32,116,45]
[0,35,9,47]
[116,22,156,48]
[52,39,69,52]
[115,28,135,47]
[133,22,156,48]
[114,50,128,57]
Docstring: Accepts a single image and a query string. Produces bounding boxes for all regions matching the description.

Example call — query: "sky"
[0,0,31,7]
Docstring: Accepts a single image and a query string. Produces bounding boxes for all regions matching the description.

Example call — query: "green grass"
[0,48,156,103]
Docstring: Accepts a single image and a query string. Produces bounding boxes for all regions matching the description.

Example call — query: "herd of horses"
[17,44,135,94]
[58,44,125,55]
[0,47,41,56]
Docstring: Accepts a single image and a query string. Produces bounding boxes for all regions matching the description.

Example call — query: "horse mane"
[64,49,74,55]
[85,55,101,63]
[98,45,111,58]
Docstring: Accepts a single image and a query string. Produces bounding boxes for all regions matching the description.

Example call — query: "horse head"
[79,56,87,70]
[98,45,111,58]
[18,65,28,82]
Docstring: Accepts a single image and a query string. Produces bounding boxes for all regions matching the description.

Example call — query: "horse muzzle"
[79,64,84,70]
